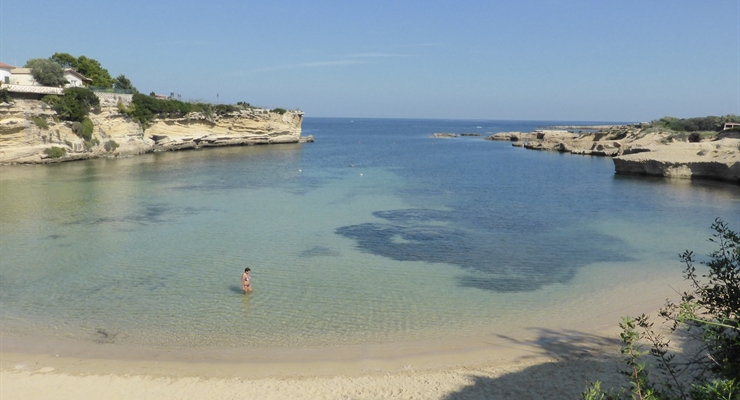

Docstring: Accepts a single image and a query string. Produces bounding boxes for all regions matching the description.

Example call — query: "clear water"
[1,118,738,354]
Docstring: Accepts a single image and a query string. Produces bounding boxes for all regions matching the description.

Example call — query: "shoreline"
[1,276,679,398]
[1,323,627,399]
[0,306,653,400]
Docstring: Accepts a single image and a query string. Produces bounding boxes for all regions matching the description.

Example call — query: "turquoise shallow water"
[1,118,738,354]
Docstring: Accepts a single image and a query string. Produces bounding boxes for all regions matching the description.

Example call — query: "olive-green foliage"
[50,52,77,69]
[583,219,739,400]
[271,108,287,115]
[0,88,11,104]
[130,93,191,128]
[24,58,67,87]
[113,74,136,92]
[650,115,740,133]
[49,52,114,87]
[43,87,100,122]
[82,137,99,151]
[129,94,243,130]
[31,116,49,129]
[81,118,94,141]
[215,104,239,114]
[104,140,119,152]
[71,118,94,141]
[44,146,66,158]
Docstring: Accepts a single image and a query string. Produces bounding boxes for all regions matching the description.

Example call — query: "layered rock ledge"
[486,127,740,183]
[0,100,306,165]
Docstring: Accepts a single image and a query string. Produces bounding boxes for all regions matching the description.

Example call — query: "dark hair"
[244,268,251,272]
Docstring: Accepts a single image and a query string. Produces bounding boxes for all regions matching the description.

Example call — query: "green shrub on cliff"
[44,146,66,158]
[130,93,194,129]
[0,88,12,104]
[42,87,100,122]
[31,116,49,130]
[104,140,119,152]
[651,115,740,133]
[583,219,739,400]
[271,108,287,115]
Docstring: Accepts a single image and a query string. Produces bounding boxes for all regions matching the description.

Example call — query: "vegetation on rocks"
[43,87,100,122]
[126,94,257,130]
[583,219,739,400]
[104,140,119,152]
[0,88,11,104]
[31,116,49,130]
[43,146,66,158]
[649,115,740,133]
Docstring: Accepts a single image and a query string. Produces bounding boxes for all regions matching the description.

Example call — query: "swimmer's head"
[245,268,251,273]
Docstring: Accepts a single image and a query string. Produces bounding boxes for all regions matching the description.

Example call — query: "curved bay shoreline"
[484,126,740,183]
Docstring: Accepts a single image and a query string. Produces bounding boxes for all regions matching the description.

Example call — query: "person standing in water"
[241,268,252,293]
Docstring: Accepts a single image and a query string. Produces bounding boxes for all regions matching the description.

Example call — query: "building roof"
[64,68,92,82]
[0,62,16,69]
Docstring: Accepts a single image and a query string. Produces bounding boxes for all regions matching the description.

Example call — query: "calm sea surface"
[1,118,738,355]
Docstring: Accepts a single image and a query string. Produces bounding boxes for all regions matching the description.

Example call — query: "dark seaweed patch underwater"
[337,208,628,292]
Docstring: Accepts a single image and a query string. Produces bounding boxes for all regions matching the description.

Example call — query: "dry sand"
[1,313,651,399]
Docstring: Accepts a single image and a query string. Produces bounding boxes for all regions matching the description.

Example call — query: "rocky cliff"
[486,127,740,183]
[0,99,306,165]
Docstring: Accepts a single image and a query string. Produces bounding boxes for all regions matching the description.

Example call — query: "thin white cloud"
[395,42,445,48]
[157,40,211,46]
[346,53,411,58]
[301,59,367,67]
[234,50,413,75]
[236,59,371,75]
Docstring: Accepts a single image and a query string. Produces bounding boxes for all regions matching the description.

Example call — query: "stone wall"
[94,92,133,107]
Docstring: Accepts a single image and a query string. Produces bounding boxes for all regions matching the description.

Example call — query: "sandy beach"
[2,290,676,400]
[1,262,686,399]
[1,331,626,400]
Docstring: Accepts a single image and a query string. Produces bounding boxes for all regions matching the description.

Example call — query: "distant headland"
[480,116,740,183]
[0,53,308,165]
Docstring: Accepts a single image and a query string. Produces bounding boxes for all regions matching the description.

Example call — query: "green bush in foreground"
[583,219,739,400]
[44,146,66,158]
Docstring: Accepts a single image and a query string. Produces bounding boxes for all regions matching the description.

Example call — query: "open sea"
[1,118,739,359]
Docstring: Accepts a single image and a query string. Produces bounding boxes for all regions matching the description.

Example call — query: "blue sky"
[1,0,738,121]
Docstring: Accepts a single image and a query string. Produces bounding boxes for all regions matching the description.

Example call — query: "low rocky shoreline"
[485,126,740,183]
[0,99,308,165]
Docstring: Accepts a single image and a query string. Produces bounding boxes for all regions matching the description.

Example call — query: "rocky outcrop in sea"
[486,126,740,183]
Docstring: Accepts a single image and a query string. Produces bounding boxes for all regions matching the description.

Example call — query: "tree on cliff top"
[113,74,136,92]
[49,52,114,88]
[24,58,67,87]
